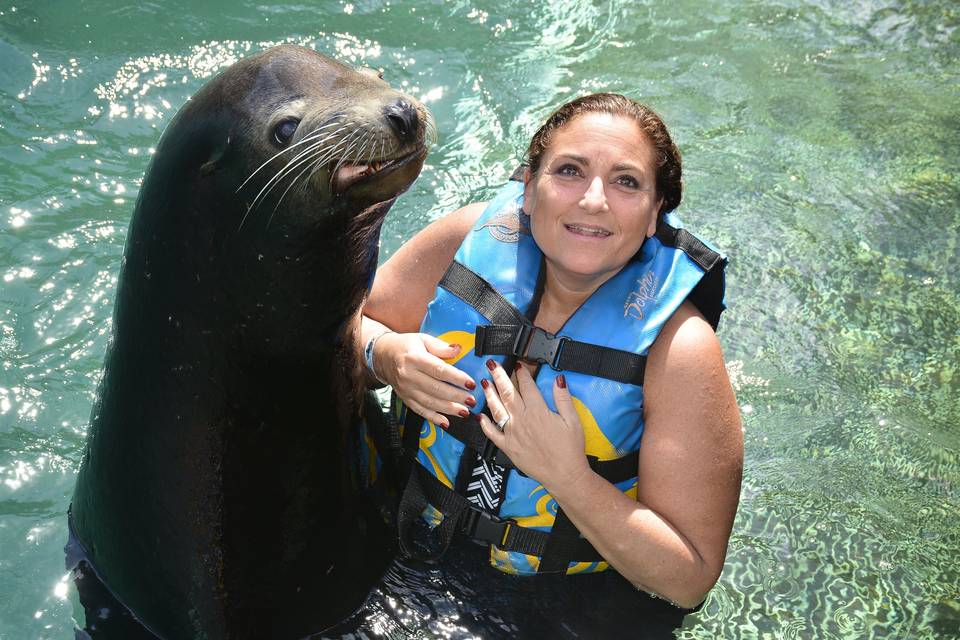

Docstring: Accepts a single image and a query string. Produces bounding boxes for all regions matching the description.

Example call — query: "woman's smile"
[563,222,612,238]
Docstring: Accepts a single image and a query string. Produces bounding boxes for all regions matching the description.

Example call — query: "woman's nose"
[579,176,609,213]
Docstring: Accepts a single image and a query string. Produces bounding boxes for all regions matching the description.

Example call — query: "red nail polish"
[486,359,496,371]
[481,379,489,390]
[465,396,477,408]
[458,408,469,418]
[557,374,566,389]
[448,343,461,350]
[465,379,476,391]
[514,363,522,372]
[472,413,483,423]
[439,418,449,429]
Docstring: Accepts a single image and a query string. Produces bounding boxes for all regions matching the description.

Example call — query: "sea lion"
[67,44,432,639]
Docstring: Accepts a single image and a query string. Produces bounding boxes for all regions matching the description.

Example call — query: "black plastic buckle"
[512,325,566,369]
[461,507,513,546]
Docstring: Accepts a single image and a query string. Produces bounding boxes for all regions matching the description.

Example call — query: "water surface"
[1,1,958,637]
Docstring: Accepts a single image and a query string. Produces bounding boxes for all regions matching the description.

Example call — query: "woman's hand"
[476,360,591,492]
[374,331,477,428]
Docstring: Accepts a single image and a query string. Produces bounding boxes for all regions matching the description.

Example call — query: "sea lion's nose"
[383,99,419,144]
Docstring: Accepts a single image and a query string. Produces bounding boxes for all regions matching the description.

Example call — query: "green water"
[1,0,958,637]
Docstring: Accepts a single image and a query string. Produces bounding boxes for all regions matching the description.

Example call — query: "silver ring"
[495,414,510,431]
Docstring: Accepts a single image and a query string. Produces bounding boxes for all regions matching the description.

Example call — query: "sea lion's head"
[230,45,432,219]
[130,45,433,349]
[154,44,432,226]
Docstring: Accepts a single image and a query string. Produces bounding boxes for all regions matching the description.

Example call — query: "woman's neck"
[535,261,616,333]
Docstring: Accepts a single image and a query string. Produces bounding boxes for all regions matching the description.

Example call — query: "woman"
[359,94,742,614]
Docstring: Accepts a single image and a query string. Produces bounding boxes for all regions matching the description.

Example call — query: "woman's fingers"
[420,334,476,391]
[479,373,511,429]
[404,396,451,430]
[551,374,578,426]
[403,370,475,418]
[513,364,546,412]
[485,359,523,410]
[476,412,507,448]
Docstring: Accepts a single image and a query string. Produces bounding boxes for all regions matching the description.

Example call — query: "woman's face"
[523,112,663,287]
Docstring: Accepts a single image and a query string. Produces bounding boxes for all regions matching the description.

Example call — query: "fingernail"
[556,374,566,389]
[448,343,461,351]
[514,363,522,372]
[458,409,470,418]
[486,359,496,371]
[439,418,449,429]
[465,396,477,408]
[481,379,489,390]
[472,413,483,423]
[465,380,477,391]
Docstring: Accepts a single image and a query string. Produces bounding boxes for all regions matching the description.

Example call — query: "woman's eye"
[616,175,640,189]
[273,119,299,146]
[556,164,580,177]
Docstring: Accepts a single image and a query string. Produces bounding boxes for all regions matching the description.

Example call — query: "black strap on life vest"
[439,261,647,386]
[406,463,606,565]
[474,323,647,386]
[439,260,528,326]
[401,452,642,570]
[362,391,405,474]
[653,219,728,330]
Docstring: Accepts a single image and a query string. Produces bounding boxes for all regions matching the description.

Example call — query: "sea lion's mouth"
[332,148,424,196]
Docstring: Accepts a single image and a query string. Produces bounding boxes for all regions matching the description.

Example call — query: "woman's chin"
[544,258,622,286]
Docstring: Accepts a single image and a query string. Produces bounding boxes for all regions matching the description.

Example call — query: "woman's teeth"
[565,224,611,237]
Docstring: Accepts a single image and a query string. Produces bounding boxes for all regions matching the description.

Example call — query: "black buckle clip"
[512,325,566,369]
[461,506,513,547]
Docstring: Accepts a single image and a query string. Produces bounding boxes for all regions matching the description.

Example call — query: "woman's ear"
[522,168,536,214]
[647,198,663,237]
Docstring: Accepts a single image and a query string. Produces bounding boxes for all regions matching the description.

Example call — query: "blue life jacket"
[396,178,727,576]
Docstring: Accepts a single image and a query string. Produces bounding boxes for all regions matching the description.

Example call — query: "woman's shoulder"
[643,299,741,448]
[432,200,488,240]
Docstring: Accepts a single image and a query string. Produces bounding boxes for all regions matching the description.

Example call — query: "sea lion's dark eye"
[273,119,299,146]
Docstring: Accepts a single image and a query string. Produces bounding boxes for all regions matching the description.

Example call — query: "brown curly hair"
[525,93,682,215]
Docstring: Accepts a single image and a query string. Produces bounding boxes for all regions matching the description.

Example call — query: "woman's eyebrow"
[612,161,644,173]
[555,153,589,164]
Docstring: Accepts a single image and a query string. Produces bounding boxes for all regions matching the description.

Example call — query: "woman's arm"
[478,301,743,607]
[358,201,487,425]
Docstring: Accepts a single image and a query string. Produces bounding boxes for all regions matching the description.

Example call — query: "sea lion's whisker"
[330,130,365,182]
[424,116,438,146]
[244,128,347,218]
[236,119,347,194]
[311,131,362,178]
[266,130,364,227]
[246,136,333,210]
[266,131,358,218]
[266,157,325,228]
[238,140,334,231]
[241,145,326,227]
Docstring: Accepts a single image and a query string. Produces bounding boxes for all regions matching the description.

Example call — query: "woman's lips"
[564,223,611,238]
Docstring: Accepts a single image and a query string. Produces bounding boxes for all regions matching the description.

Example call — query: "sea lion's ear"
[359,67,385,81]
[200,134,231,177]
